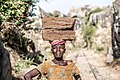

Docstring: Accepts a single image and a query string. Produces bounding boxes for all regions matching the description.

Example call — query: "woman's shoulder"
[65,60,75,65]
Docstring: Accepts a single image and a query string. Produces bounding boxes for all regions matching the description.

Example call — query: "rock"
[106,47,114,65]
[0,40,12,80]
[111,0,120,59]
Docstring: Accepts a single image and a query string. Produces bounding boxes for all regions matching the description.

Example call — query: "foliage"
[33,53,44,63]
[48,11,67,17]
[2,27,35,54]
[81,16,96,48]
[0,0,38,26]
[81,23,96,48]
[81,8,103,48]
[53,10,61,17]
[89,7,102,14]
[0,0,46,77]
[26,51,44,64]
[88,7,103,20]
[96,46,104,52]
[13,58,35,73]
[0,0,48,55]
[48,12,53,16]
[0,0,39,54]
[13,53,44,74]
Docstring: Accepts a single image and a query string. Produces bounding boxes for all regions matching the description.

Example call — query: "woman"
[24,40,82,80]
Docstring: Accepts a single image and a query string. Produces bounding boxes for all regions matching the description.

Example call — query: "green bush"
[0,0,38,27]
[81,7,102,49]
[81,16,96,48]
[13,58,34,73]
[13,53,44,74]
[96,46,104,52]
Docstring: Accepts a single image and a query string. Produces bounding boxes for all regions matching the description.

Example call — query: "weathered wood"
[42,29,75,41]
[42,17,76,29]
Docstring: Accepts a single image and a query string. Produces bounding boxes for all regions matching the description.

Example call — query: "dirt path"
[76,49,120,80]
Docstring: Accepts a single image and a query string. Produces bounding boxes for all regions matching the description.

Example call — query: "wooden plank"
[42,29,75,41]
[42,17,76,29]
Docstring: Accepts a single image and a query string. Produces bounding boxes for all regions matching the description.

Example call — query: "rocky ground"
[76,49,120,80]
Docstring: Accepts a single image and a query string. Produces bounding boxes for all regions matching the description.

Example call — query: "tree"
[0,0,39,26]
[0,0,39,79]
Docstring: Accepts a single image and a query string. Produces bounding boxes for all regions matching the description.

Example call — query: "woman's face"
[51,44,66,59]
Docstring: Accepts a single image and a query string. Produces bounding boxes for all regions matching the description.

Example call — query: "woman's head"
[50,40,66,59]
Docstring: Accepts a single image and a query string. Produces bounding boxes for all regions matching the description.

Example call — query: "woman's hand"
[24,68,40,80]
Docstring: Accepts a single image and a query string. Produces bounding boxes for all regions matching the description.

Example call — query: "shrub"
[13,58,35,73]
[81,16,96,49]
[96,46,104,52]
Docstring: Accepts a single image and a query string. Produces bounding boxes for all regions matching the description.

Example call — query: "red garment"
[50,40,65,46]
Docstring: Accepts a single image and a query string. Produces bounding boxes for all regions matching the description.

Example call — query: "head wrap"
[50,40,65,46]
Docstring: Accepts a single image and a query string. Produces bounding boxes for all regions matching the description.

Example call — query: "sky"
[35,0,115,15]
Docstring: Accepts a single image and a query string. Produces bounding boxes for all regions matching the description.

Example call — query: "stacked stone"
[42,17,76,41]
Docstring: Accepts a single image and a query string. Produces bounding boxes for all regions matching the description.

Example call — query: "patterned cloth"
[50,40,66,46]
[37,60,80,80]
